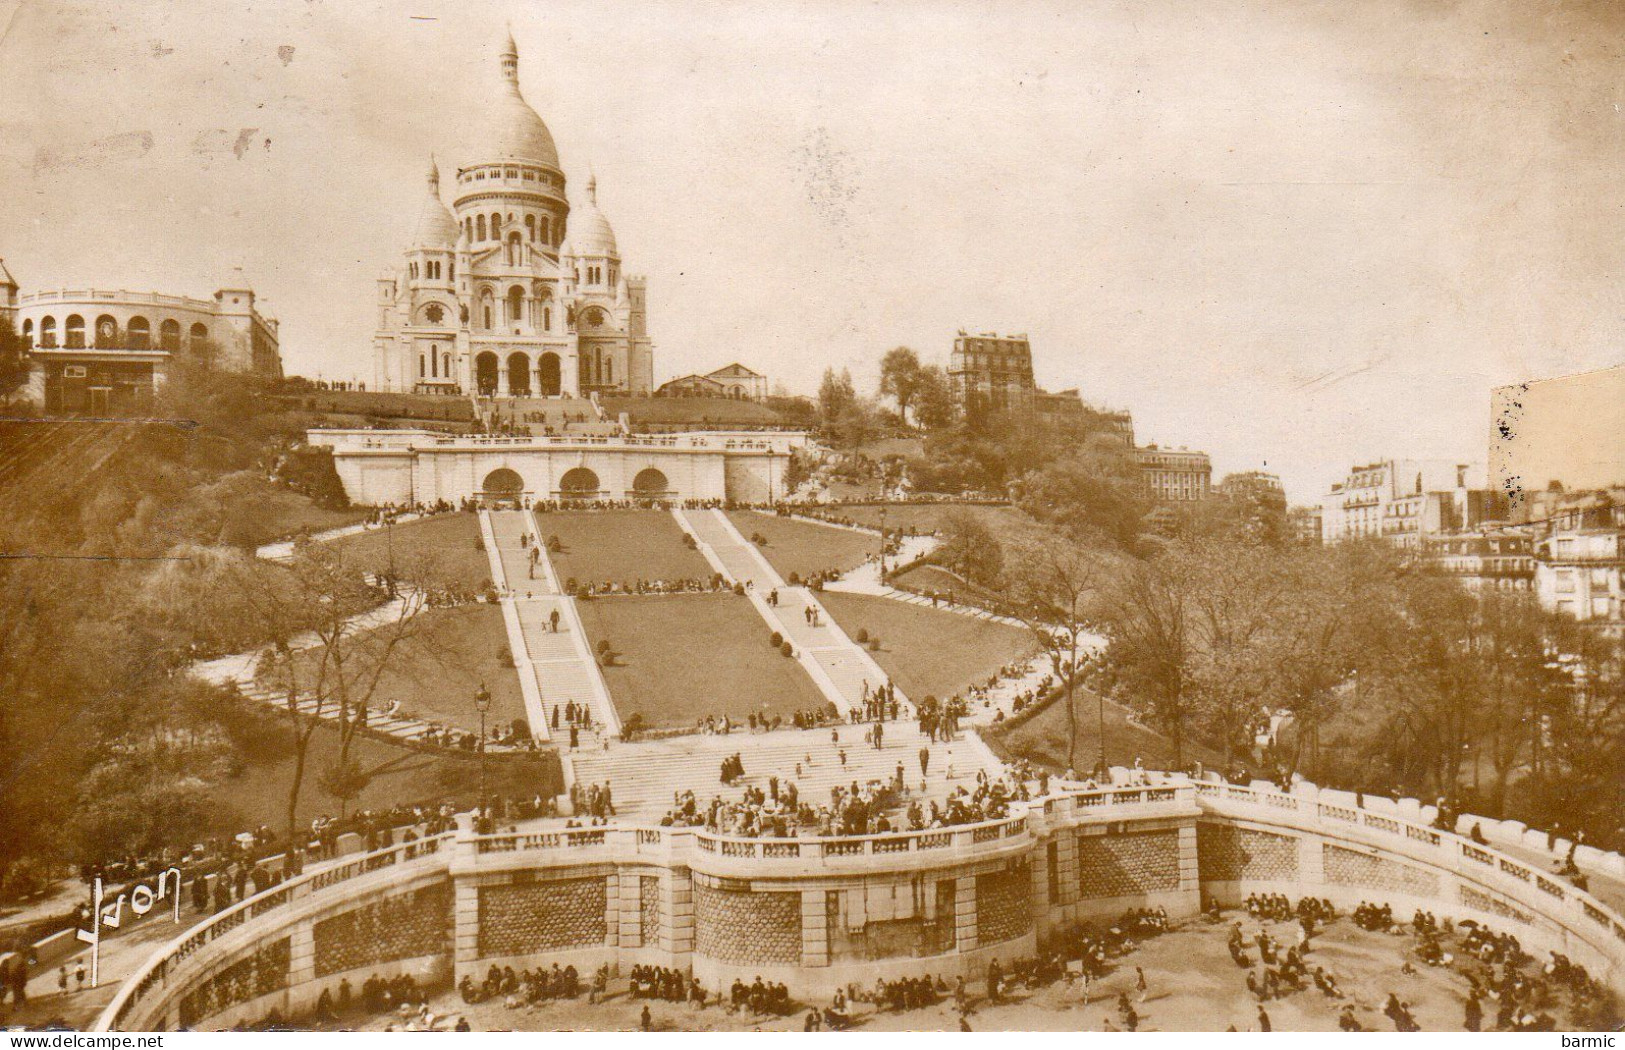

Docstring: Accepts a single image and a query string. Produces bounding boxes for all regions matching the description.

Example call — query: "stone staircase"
[496,395,620,437]
[482,509,620,750]
[675,507,911,719]
[568,720,1003,821]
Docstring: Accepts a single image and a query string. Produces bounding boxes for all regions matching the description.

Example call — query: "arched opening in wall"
[506,352,531,395]
[127,317,150,350]
[524,215,536,242]
[65,315,85,348]
[443,351,453,380]
[94,315,118,349]
[189,323,209,345]
[539,215,551,244]
[160,319,180,351]
[631,468,670,498]
[19,319,32,348]
[481,468,524,506]
[39,317,56,348]
[730,385,745,399]
[475,351,500,395]
[539,353,561,396]
[476,215,487,241]
[558,467,600,499]
[506,286,524,326]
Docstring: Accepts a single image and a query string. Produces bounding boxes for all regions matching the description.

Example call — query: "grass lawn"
[820,502,1030,538]
[986,686,1226,775]
[889,563,1003,606]
[574,593,829,728]
[270,603,528,735]
[725,511,877,581]
[816,590,1039,701]
[325,512,492,591]
[245,487,371,546]
[221,717,561,831]
[538,510,715,587]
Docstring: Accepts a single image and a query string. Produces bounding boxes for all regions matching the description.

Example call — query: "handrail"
[97,833,454,1032]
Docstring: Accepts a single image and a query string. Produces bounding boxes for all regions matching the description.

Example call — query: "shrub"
[733,582,746,596]
[474,538,485,553]
[854,627,869,644]
[565,577,579,596]
[788,572,802,585]
[868,638,880,652]
[498,646,514,668]
[770,631,783,648]
[780,641,794,658]
[597,639,612,655]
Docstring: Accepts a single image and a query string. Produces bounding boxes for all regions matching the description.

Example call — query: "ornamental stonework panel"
[975,863,1032,947]
[177,936,290,1029]
[1077,830,1180,898]
[693,884,801,965]
[640,876,661,945]
[1323,844,1439,897]
[1460,884,1534,925]
[1197,824,1299,882]
[478,878,608,959]
[314,883,452,977]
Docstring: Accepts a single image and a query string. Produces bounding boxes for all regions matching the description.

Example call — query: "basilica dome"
[481,30,560,169]
[411,160,460,248]
[570,176,618,257]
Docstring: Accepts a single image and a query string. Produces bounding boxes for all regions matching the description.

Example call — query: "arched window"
[525,215,536,241]
[19,318,31,348]
[540,216,550,244]
[476,215,487,241]
[127,316,150,350]
[65,315,85,348]
[40,316,56,348]
[448,261,455,280]
[429,344,439,377]
[94,315,118,349]
[160,319,180,351]
[409,261,418,279]
[507,286,524,325]
[419,354,426,378]
[480,291,494,330]
[606,356,613,384]
[190,322,209,347]
[490,212,501,237]
[542,306,551,331]
[443,351,452,377]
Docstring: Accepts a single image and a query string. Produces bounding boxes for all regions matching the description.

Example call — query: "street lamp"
[474,682,492,805]
[878,506,888,577]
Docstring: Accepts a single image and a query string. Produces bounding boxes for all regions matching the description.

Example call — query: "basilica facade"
[373,32,653,398]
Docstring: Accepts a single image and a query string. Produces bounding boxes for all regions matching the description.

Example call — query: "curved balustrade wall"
[98,779,1625,1031]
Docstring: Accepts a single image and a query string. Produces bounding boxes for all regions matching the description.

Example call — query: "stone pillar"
[800,889,828,967]
[1056,833,1080,907]
[1298,833,1324,887]
[662,866,694,961]
[618,869,643,948]
[287,919,316,990]
[1177,823,1201,899]
[604,873,620,947]
[954,875,978,953]
[451,814,481,978]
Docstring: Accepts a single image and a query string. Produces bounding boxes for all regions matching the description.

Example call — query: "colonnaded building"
[0,259,282,415]
[372,32,653,399]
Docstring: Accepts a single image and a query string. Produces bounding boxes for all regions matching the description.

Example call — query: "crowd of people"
[458,962,582,1007]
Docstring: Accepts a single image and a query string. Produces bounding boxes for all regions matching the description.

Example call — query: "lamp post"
[878,506,888,577]
[475,682,492,805]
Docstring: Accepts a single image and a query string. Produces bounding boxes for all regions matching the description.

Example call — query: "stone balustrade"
[95,777,1625,1032]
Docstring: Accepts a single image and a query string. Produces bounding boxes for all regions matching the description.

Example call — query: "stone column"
[287,919,316,990]
[662,866,694,961]
[618,869,643,949]
[800,889,828,967]
[604,873,620,947]
[1056,833,1080,907]
[954,875,978,953]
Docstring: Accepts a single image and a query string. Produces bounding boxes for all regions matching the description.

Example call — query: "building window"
[160,319,180,351]
[526,215,536,241]
[507,286,524,324]
[65,315,85,348]
[127,316,150,350]
[190,322,209,348]
[540,216,550,243]
[39,317,55,347]
[477,215,487,240]
[490,212,501,237]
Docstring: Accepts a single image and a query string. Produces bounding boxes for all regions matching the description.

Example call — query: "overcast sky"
[1,0,1621,501]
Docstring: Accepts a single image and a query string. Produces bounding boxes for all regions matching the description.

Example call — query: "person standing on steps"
[550,607,560,633]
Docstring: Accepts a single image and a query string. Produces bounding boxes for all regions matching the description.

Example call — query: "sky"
[0,0,1621,503]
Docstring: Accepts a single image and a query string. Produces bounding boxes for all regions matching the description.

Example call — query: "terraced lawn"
[536,510,715,588]
[816,590,1038,702]
[725,510,877,582]
[325,512,492,591]
[265,602,527,735]
[574,593,829,728]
